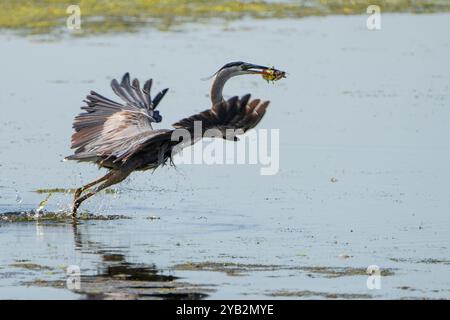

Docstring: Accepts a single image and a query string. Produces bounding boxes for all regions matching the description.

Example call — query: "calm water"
[0,13,449,299]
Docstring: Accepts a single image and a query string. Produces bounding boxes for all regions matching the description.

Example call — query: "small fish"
[262,67,286,83]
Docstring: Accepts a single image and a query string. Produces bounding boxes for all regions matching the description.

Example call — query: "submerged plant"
[0,0,448,36]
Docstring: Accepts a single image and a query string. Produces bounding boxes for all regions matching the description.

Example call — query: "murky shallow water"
[1,13,450,299]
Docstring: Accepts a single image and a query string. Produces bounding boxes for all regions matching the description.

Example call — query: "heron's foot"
[72,188,86,218]
[74,188,83,201]
[71,200,80,218]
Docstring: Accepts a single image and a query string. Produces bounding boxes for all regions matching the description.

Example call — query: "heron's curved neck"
[210,69,235,105]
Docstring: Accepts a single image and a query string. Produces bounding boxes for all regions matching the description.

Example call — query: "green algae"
[0,211,131,223]
[0,0,449,36]
[173,261,396,278]
[299,266,395,278]
[270,290,373,299]
[10,262,53,271]
[34,188,117,194]
[174,261,281,276]
[390,257,450,265]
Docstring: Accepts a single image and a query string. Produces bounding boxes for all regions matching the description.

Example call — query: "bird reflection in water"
[65,222,211,300]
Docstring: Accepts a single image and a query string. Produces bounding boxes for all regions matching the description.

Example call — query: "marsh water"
[1,13,450,299]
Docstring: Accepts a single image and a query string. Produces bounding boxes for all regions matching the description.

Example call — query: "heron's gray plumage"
[68,73,170,167]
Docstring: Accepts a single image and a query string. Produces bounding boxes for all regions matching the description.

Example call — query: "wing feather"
[66,73,169,165]
[172,95,269,138]
[68,80,269,169]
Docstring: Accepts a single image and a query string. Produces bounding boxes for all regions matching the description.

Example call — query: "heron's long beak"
[244,64,287,83]
[244,63,271,74]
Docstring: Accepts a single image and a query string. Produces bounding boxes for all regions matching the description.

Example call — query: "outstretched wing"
[172,94,270,140]
[110,72,168,122]
[66,73,169,164]
[114,94,271,166]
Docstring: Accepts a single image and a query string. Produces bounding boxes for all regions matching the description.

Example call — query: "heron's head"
[213,61,286,82]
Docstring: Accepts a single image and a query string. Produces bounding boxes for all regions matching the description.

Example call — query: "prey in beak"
[242,63,287,82]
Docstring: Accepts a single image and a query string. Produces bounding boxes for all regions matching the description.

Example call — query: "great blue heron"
[66,61,285,217]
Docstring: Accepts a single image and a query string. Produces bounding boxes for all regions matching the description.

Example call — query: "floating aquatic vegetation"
[389,257,450,265]
[299,266,395,278]
[269,290,373,299]
[0,0,449,36]
[174,261,282,276]
[0,211,131,222]
[34,188,117,194]
[173,261,396,278]
[10,262,53,271]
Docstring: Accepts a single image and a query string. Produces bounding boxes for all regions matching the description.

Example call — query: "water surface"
[1,13,450,299]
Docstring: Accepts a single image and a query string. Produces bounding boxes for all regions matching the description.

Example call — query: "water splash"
[36,193,52,216]
[15,191,23,204]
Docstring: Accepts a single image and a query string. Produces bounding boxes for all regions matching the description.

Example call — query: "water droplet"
[36,193,52,213]
[15,192,23,204]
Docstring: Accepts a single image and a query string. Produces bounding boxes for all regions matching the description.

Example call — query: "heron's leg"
[72,170,131,218]
[73,172,114,201]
